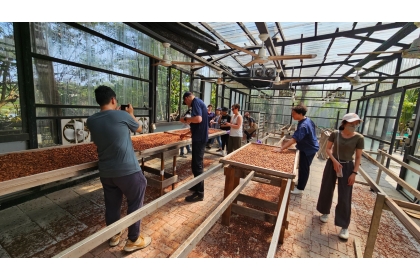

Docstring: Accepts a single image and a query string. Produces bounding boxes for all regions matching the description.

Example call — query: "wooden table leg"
[222,166,238,226]
[160,153,165,196]
[172,155,177,190]
[276,179,287,243]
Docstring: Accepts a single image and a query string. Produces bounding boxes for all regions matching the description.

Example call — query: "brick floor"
[0,143,419,258]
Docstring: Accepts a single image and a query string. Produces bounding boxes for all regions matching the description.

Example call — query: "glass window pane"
[0,22,23,134]
[156,66,168,122]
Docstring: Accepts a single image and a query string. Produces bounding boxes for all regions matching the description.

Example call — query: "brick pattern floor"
[0,144,419,258]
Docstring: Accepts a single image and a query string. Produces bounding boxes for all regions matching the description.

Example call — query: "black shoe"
[185,192,204,202]
[205,145,211,149]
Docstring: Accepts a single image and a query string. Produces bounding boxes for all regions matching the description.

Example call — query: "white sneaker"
[291,189,303,195]
[319,214,329,223]
[338,228,349,240]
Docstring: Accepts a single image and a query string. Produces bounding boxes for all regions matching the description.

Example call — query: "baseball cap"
[182,92,192,105]
[221,107,228,112]
[216,107,222,111]
[342,113,363,123]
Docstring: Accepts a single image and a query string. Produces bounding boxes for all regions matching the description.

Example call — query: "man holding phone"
[87,85,151,253]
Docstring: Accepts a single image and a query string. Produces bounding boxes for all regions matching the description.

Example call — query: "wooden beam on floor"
[170,171,255,258]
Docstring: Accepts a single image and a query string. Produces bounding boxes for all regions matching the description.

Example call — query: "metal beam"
[237,22,258,45]
[197,22,408,56]
[125,22,234,78]
[343,34,409,48]
[342,22,418,78]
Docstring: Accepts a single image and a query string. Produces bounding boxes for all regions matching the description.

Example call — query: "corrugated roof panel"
[316,22,355,36]
[279,22,315,41]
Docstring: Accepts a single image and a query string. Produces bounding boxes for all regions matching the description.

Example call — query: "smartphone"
[121,104,129,111]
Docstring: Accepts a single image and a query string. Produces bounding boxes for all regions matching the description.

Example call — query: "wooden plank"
[363,192,386,258]
[375,152,386,184]
[147,175,178,188]
[378,150,420,176]
[353,237,363,258]
[231,204,277,224]
[393,199,420,212]
[170,171,255,258]
[267,178,292,258]
[163,148,180,158]
[236,194,278,211]
[251,177,282,187]
[385,197,420,243]
[54,162,225,258]
[141,165,173,178]
[0,162,98,197]
[362,151,420,200]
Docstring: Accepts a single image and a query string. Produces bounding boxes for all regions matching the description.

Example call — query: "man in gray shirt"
[87,85,151,252]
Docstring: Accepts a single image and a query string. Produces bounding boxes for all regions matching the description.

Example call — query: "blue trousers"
[180,144,191,155]
[190,141,206,193]
[296,150,316,191]
[100,171,147,242]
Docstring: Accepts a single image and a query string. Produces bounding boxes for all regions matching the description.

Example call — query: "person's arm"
[181,115,202,124]
[348,148,362,186]
[125,104,142,133]
[228,115,242,129]
[279,138,296,152]
[325,140,342,174]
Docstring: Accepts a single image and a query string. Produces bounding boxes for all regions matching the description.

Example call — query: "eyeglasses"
[231,107,237,110]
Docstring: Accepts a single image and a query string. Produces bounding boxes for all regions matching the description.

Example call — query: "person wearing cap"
[179,92,208,202]
[227,103,243,154]
[316,113,364,240]
[218,107,231,156]
[279,104,319,195]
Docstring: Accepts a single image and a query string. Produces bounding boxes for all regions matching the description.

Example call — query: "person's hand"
[126,104,134,115]
[333,161,342,174]
[273,148,283,153]
[348,173,356,186]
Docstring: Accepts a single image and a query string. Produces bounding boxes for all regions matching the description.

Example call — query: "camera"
[121,104,129,111]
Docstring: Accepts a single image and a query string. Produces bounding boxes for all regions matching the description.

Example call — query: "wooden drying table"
[136,129,226,196]
[219,142,299,243]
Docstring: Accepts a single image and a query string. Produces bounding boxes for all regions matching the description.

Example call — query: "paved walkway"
[0,141,419,258]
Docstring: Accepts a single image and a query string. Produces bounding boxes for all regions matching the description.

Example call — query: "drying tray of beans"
[132,128,226,155]
[220,143,298,179]
[0,129,225,185]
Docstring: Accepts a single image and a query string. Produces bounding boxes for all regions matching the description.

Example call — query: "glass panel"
[156,66,168,122]
[33,59,149,109]
[170,68,180,121]
[402,161,420,200]
[36,119,59,147]
[30,23,149,79]
[0,22,22,134]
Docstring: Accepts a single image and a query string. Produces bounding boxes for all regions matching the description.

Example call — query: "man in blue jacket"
[279,104,319,195]
[180,92,208,202]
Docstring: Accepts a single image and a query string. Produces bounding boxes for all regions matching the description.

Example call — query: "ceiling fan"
[344,67,395,86]
[223,33,317,67]
[153,43,205,67]
[337,33,420,59]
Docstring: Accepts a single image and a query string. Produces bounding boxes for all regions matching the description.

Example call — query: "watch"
[352,171,358,175]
